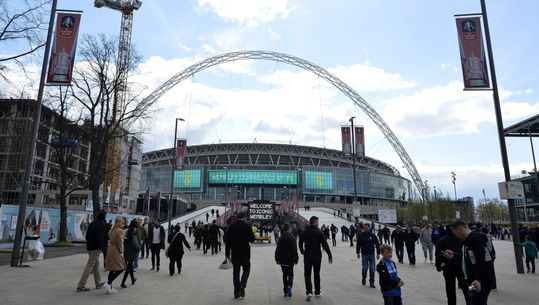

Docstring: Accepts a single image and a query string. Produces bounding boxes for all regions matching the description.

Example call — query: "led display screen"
[208,170,297,185]
[304,170,333,190]
[173,169,202,188]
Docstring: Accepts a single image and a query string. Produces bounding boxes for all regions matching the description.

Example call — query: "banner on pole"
[46,12,82,85]
[455,17,490,89]
[175,139,187,170]
[355,126,365,156]
[341,126,351,155]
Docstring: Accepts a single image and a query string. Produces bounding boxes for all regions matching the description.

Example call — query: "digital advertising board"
[304,170,333,190]
[208,170,297,185]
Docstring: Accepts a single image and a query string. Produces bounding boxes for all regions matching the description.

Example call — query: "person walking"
[148,218,165,271]
[76,209,107,292]
[217,226,224,252]
[391,226,405,263]
[381,225,391,244]
[445,220,495,305]
[432,222,446,246]
[420,223,434,264]
[341,225,348,242]
[168,225,191,276]
[134,218,146,271]
[140,219,149,259]
[104,218,126,295]
[299,216,333,301]
[480,227,497,289]
[435,225,470,305]
[376,244,404,305]
[275,224,299,298]
[274,224,281,244]
[225,212,256,299]
[403,225,418,266]
[356,223,381,288]
[516,235,538,273]
[349,224,356,247]
[206,212,210,223]
[209,220,220,255]
[120,219,140,288]
[330,224,338,247]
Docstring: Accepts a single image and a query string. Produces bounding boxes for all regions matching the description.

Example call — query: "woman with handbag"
[167,227,191,276]
[121,219,141,288]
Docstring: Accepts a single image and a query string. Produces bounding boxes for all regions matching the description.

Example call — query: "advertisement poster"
[378,209,397,224]
[341,126,351,155]
[46,12,82,84]
[455,17,490,89]
[175,139,187,170]
[355,126,365,156]
[249,201,274,221]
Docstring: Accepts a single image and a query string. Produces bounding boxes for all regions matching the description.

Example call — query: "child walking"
[376,244,404,305]
[275,224,299,298]
[516,235,538,273]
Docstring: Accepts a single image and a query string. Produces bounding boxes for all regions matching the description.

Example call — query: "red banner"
[341,126,351,155]
[46,13,81,84]
[355,126,365,156]
[455,17,490,89]
[175,139,187,169]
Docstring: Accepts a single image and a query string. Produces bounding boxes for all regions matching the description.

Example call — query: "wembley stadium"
[140,143,411,218]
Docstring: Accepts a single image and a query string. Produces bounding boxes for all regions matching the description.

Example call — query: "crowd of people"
[74,208,538,305]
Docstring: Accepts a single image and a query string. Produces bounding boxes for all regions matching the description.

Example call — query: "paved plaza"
[0,209,536,305]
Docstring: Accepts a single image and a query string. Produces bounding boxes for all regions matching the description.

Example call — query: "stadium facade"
[140,143,411,218]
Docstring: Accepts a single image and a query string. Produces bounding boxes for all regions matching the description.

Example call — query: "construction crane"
[94,0,142,209]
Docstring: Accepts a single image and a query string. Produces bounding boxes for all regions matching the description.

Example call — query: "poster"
[378,209,397,224]
[455,17,490,89]
[46,12,82,84]
[355,126,365,156]
[175,139,187,170]
[341,126,351,155]
[249,201,274,221]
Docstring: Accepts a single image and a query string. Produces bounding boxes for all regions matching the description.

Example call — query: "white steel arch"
[141,50,426,198]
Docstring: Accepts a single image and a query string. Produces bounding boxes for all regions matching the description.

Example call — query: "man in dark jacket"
[167,227,191,276]
[356,223,381,288]
[299,216,333,301]
[435,225,470,305]
[445,220,494,305]
[381,225,391,244]
[209,220,220,255]
[76,210,107,292]
[147,218,165,271]
[225,212,256,299]
[432,222,446,246]
[391,226,405,263]
[403,225,418,265]
[349,224,356,247]
[275,224,299,298]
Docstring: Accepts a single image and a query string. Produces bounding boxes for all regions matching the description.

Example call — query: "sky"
[2,0,539,203]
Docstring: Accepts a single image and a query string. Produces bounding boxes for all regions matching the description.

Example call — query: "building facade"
[0,99,142,213]
[141,143,412,218]
[513,174,539,223]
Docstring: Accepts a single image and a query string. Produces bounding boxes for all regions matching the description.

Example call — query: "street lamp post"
[168,118,184,231]
[224,166,229,216]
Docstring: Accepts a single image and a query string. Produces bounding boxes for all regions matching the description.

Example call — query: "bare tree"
[0,0,51,81]
[70,33,154,216]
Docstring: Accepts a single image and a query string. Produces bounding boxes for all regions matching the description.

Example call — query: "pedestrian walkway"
[0,209,535,305]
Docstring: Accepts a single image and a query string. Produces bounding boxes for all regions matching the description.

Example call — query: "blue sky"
[2,0,539,202]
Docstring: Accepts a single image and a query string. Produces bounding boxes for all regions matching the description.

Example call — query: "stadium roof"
[504,114,539,137]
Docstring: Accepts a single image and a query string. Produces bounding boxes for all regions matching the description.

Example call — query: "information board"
[378,209,397,224]
[208,170,297,185]
[174,169,202,188]
[248,201,275,221]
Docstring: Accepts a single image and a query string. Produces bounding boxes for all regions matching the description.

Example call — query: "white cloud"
[328,63,416,92]
[196,0,293,27]
[268,26,281,40]
[381,81,539,138]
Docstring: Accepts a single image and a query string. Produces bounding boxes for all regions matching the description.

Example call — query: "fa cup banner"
[455,17,490,89]
[175,139,187,170]
[341,126,351,155]
[46,12,82,84]
[355,126,365,156]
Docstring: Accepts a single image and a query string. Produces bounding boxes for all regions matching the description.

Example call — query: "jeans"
[232,257,251,296]
[304,257,322,295]
[405,243,416,265]
[383,295,403,305]
[281,265,294,293]
[77,250,102,288]
[361,254,376,284]
[468,286,491,305]
[169,253,184,275]
[526,257,536,273]
[421,243,433,261]
[121,259,135,285]
[443,269,470,305]
[151,243,161,267]
[395,244,404,263]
